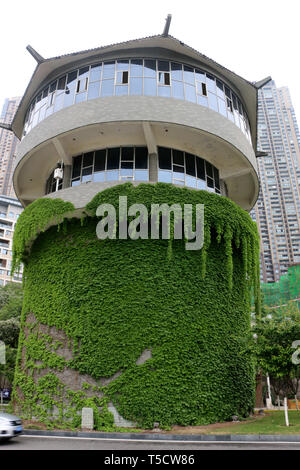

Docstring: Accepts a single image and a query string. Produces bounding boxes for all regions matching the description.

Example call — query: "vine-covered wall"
[12,183,260,429]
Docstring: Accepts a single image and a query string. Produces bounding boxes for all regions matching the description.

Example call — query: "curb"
[22,429,300,442]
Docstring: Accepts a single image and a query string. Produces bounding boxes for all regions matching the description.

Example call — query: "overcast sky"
[1,0,300,122]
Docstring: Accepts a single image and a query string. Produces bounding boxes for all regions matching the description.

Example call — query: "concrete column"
[62,165,72,189]
[149,153,158,182]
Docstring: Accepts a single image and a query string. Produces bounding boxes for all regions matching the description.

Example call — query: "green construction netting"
[259,263,300,308]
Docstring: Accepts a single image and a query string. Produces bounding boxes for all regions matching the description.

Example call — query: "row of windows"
[46,146,223,195]
[24,58,252,142]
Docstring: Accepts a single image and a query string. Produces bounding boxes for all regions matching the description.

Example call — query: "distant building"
[251,82,300,283]
[0,195,23,286]
[0,97,21,198]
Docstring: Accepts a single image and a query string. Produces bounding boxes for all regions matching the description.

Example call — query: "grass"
[206,411,300,434]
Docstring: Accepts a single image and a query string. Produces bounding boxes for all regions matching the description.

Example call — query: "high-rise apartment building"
[251,81,300,283]
[0,97,21,198]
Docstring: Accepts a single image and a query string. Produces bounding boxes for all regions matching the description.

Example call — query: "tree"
[0,283,23,390]
[0,282,23,321]
[254,302,300,411]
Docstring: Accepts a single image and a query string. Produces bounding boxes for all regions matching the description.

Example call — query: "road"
[0,435,300,451]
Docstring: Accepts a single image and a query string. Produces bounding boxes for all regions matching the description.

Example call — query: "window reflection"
[157,147,221,194]
[24,58,252,144]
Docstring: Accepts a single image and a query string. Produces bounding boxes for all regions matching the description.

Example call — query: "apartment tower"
[252,82,300,283]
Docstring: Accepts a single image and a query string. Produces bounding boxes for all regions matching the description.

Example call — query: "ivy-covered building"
[5,20,269,428]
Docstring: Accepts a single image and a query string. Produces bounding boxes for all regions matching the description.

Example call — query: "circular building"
[7,23,267,428]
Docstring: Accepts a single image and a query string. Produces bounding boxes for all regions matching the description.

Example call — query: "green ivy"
[12,183,260,429]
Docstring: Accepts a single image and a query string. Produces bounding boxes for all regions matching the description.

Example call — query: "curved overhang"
[13,96,259,211]
[12,35,259,147]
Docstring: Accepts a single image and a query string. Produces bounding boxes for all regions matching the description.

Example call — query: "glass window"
[144,60,156,78]
[115,85,128,96]
[185,84,196,103]
[117,60,129,71]
[107,148,120,169]
[135,170,148,181]
[90,64,102,82]
[135,147,148,169]
[144,78,156,96]
[158,147,171,169]
[121,147,134,160]
[130,59,143,76]
[185,153,196,176]
[158,170,172,183]
[93,172,105,182]
[171,63,183,81]
[88,81,100,100]
[83,152,94,167]
[94,150,106,171]
[196,157,205,180]
[158,60,169,72]
[82,167,92,182]
[172,81,184,100]
[206,74,216,93]
[75,92,87,104]
[158,86,171,97]
[72,155,82,178]
[205,161,214,178]
[216,79,225,99]
[208,92,218,112]
[101,79,114,97]
[218,98,227,117]
[183,66,194,84]
[130,78,143,95]
[173,150,184,166]
[103,62,115,79]
[197,95,208,107]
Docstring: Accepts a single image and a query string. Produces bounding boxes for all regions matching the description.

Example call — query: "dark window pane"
[121,161,134,169]
[216,79,224,98]
[225,86,231,98]
[79,66,89,77]
[158,147,171,169]
[172,150,184,165]
[107,148,120,169]
[90,64,102,82]
[207,177,214,188]
[135,147,148,169]
[50,81,57,93]
[205,161,213,178]
[130,77,143,95]
[94,150,106,171]
[158,60,169,71]
[185,153,196,176]
[144,60,156,78]
[130,59,143,76]
[83,152,94,167]
[121,147,134,160]
[57,76,66,91]
[214,167,220,189]
[72,155,82,178]
[171,62,183,81]
[173,164,184,173]
[67,71,78,84]
[196,157,205,180]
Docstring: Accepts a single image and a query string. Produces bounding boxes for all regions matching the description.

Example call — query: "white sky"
[1,0,300,122]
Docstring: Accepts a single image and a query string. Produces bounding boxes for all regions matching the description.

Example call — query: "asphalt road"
[1,435,300,451]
